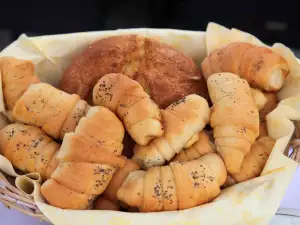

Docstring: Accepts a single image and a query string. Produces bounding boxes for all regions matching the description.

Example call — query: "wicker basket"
[0,123,299,223]
[0,172,49,222]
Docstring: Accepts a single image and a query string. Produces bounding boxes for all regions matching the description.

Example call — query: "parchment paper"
[0,27,298,225]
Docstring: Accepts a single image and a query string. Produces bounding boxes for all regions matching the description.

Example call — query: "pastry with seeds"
[94,159,140,210]
[117,153,227,212]
[93,73,163,146]
[201,42,289,92]
[132,94,210,169]
[0,123,60,180]
[12,83,89,139]
[171,131,215,163]
[207,72,259,174]
[230,136,275,183]
[0,57,40,111]
[41,106,125,210]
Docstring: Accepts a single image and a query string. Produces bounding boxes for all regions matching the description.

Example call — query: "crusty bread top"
[59,35,208,108]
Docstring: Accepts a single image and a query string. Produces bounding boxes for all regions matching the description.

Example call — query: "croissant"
[132,94,210,169]
[103,159,140,204]
[0,123,60,180]
[0,57,40,110]
[231,136,275,182]
[201,42,289,92]
[93,73,163,146]
[171,131,215,163]
[12,83,89,139]
[94,159,140,210]
[207,73,259,174]
[117,153,227,212]
[41,106,125,210]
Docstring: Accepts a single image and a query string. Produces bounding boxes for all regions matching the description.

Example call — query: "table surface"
[1,167,300,225]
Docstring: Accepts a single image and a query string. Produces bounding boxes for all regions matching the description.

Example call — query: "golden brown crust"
[59,35,208,108]
[41,179,93,210]
[118,153,226,212]
[231,137,275,182]
[0,57,40,110]
[51,162,116,195]
[208,73,259,174]
[133,95,210,169]
[171,131,215,163]
[93,73,163,146]
[60,99,89,139]
[41,106,125,209]
[0,124,60,180]
[201,42,289,92]
[103,159,140,203]
[13,83,87,140]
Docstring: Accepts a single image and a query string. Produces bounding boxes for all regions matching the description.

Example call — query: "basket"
[0,172,49,222]
[0,26,300,225]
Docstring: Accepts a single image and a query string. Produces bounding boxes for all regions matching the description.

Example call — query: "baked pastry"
[171,131,215,162]
[0,57,40,110]
[59,35,209,108]
[94,159,140,210]
[201,42,289,92]
[93,73,163,146]
[207,73,259,174]
[12,83,89,139]
[0,123,60,180]
[250,88,267,111]
[103,159,140,204]
[231,136,275,182]
[132,94,210,169]
[41,106,125,210]
[117,153,227,212]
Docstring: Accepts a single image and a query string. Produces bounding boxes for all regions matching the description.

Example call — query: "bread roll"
[171,131,215,163]
[93,73,163,146]
[0,57,40,110]
[132,94,210,169]
[103,159,140,204]
[59,35,209,108]
[201,42,289,92]
[117,153,227,212]
[207,73,259,174]
[41,106,125,210]
[231,136,275,182]
[0,124,60,180]
[13,83,89,139]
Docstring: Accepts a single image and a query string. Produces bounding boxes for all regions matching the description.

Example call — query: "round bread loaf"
[59,35,208,108]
